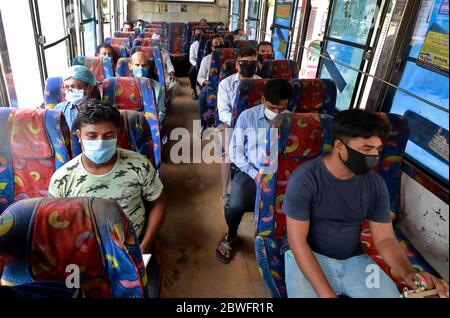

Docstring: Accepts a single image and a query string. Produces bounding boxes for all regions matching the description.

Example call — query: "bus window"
[230,0,242,31]
[271,0,298,59]
[78,0,97,56]
[389,0,449,182]
[245,0,261,40]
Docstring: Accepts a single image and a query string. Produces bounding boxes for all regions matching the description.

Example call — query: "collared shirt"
[189,41,199,66]
[217,73,262,127]
[229,104,272,179]
[197,53,212,86]
[54,101,78,130]
[161,48,175,81]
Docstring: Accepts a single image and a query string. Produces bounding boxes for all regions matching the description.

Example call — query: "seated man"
[216,47,261,202]
[257,41,274,74]
[96,43,118,72]
[283,109,449,298]
[199,18,208,26]
[189,27,205,100]
[135,19,145,33]
[233,28,246,42]
[129,51,166,123]
[216,79,292,264]
[48,100,166,297]
[152,33,181,103]
[54,65,100,129]
[122,21,134,32]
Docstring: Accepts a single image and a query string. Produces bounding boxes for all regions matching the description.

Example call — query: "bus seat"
[130,46,154,59]
[260,59,299,80]
[206,48,236,110]
[102,77,161,170]
[196,34,216,69]
[70,109,155,168]
[105,37,130,58]
[168,23,187,58]
[44,76,65,108]
[113,31,136,43]
[139,31,155,39]
[254,112,333,298]
[219,59,238,82]
[232,40,258,50]
[230,79,267,128]
[0,197,150,298]
[72,56,114,84]
[290,79,337,115]
[133,38,155,47]
[0,108,71,213]
[360,113,440,290]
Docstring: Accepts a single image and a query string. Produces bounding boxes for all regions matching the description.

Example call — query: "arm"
[189,42,198,66]
[287,218,337,298]
[229,116,258,179]
[153,80,166,122]
[165,52,175,77]
[197,58,209,86]
[370,221,449,297]
[217,80,232,125]
[140,192,167,254]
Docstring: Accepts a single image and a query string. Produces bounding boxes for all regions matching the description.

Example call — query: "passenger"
[189,27,205,100]
[199,18,208,26]
[152,33,181,103]
[96,43,118,72]
[233,28,246,42]
[257,41,274,74]
[54,65,100,129]
[129,51,166,123]
[196,34,225,131]
[216,79,292,264]
[48,100,166,298]
[135,19,145,32]
[216,47,261,201]
[283,109,450,298]
[122,21,134,32]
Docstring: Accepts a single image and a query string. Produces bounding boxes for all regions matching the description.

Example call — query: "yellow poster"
[275,4,291,19]
[417,30,449,76]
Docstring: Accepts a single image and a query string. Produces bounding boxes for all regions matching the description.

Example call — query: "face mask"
[213,44,225,50]
[65,89,87,105]
[159,42,165,50]
[258,54,273,63]
[339,141,379,175]
[239,62,257,78]
[82,138,117,165]
[133,67,148,78]
[239,36,247,40]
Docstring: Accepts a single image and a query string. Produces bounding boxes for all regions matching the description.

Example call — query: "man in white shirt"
[152,33,181,103]
[196,35,225,88]
[216,47,261,206]
[188,28,205,100]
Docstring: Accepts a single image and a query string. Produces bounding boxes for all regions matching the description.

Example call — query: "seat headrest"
[130,46,154,59]
[103,77,143,111]
[291,79,337,115]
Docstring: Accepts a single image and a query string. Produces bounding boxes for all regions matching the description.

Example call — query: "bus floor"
[158,77,270,298]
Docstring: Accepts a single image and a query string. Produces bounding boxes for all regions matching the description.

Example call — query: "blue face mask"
[132,67,148,78]
[82,139,117,165]
[239,35,247,40]
[65,88,87,105]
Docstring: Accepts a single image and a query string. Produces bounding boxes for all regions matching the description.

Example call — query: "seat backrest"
[133,38,154,47]
[168,23,187,56]
[254,112,333,298]
[70,109,155,168]
[208,48,236,91]
[260,59,299,80]
[72,56,114,83]
[139,31,154,39]
[219,59,238,82]
[102,77,161,169]
[230,79,267,128]
[44,77,65,108]
[290,79,337,115]
[0,108,72,213]
[105,37,130,58]
[130,46,154,60]
[113,31,136,43]
[0,197,149,298]
[232,40,258,49]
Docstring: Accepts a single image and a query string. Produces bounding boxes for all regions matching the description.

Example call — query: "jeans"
[198,86,208,128]
[224,170,257,240]
[284,250,400,298]
[188,65,198,91]
[145,255,160,298]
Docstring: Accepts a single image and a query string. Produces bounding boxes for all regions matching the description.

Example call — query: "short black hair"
[233,29,243,35]
[331,109,390,144]
[257,41,273,51]
[135,19,144,24]
[239,47,257,58]
[75,99,121,130]
[212,34,223,42]
[96,43,118,62]
[263,79,292,105]
[123,21,133,27]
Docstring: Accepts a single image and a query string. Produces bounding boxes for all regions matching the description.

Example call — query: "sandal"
[216,233,233,264]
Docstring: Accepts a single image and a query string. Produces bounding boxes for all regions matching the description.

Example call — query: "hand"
[169,73,177,81]
[254,174,262,184]
[203,80,210,86]
[404,272,449,298]
[140,242,153,255]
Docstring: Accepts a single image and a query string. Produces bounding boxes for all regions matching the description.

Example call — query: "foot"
[192,90,199,100]
[216,233,235,264]
[221,192,230,209]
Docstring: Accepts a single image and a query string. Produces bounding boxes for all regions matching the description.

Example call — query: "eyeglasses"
[63,85,87,92]
[238,60,257,66]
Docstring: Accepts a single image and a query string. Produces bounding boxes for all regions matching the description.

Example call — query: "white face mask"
[65,89,87,105]
[264,107,289,121]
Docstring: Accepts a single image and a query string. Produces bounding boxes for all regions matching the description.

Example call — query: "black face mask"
[194,34,201,41]
[338,141,379,175]
[213,44,225,49]
[239,62,257,78]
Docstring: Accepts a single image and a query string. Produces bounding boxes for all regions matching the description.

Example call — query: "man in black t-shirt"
[283,109,449,298]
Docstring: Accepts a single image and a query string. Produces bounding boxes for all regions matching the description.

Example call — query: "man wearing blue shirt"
[54,65,100,129]
[216,79,292,264]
